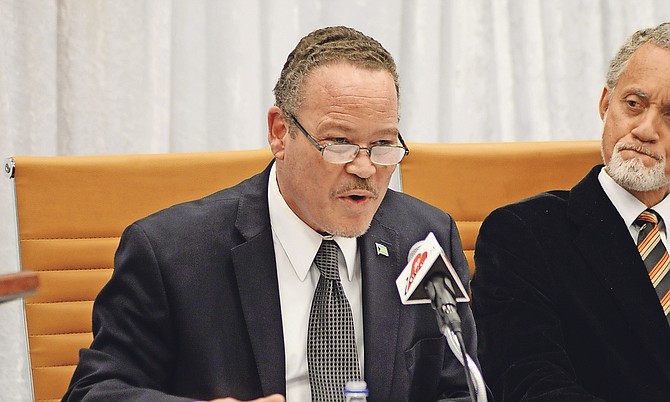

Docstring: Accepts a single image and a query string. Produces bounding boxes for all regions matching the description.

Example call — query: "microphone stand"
[425,277,487,402]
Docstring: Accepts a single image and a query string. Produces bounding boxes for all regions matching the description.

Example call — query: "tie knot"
[636,209,661,226]
[315,240,340,280]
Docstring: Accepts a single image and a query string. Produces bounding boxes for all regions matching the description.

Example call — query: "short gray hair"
[273,26,399,119]
[606,22,670,91]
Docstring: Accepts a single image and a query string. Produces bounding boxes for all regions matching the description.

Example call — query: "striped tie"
[635,209,670,324]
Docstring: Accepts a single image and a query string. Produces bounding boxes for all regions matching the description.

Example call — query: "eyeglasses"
[289,115,409,165]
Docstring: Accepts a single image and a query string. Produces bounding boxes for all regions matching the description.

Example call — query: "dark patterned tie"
[635,209,670,324]
[308,239,361,402]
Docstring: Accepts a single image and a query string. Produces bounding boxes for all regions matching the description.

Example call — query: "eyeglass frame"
[288,114,410,165]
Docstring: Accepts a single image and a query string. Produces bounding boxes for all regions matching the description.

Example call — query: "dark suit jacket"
[62,164,480,402]
[472,165,670,401]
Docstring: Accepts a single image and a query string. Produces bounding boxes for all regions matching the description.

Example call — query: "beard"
[605,142,670,192]
[322,221,371,238]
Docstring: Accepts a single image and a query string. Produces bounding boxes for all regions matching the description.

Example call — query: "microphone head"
[407,240,425,263]
[396,232,470,305]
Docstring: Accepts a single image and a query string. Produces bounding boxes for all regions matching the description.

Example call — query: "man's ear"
[599,86,610,120]
[268,106,289,160]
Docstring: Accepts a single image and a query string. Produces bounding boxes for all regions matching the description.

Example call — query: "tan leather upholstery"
[399,140,602,276]
[8,150,273,402]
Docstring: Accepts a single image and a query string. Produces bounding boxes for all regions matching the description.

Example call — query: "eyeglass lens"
[322,144,405,165]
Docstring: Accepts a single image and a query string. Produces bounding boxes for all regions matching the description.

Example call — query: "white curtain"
[2,0,669,399]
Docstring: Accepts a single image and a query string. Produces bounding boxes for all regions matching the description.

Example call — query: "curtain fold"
[2,0,670,399]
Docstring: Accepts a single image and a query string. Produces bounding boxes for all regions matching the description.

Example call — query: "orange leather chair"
[6,149,273,402]
[399,140,602,276]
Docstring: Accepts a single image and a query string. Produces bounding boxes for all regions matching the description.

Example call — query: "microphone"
[396,232,469,305]
[397,233,486,402]
[396,232,470,333]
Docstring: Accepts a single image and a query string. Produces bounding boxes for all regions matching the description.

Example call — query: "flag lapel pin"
[375,242,389,257]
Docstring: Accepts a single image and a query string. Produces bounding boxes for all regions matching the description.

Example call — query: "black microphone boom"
[424,275,462,334]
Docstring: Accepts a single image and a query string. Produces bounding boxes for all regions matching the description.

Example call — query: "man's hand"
[209,395,285,402]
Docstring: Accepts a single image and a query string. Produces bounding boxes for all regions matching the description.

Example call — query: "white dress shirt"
[267,164,364,401]
[598,167,670,245]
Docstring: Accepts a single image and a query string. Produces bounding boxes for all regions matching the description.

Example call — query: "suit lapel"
[360,221,401,402]
[230,166,286,396]
[569,167,670,376]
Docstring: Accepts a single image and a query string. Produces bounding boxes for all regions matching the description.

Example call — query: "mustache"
[334,178,379,198]
[615,143,664,161]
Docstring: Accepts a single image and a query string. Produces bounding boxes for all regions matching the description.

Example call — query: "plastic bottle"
[343,380,368,401]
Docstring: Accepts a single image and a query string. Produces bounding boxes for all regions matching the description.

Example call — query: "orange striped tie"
[635,209,670,324]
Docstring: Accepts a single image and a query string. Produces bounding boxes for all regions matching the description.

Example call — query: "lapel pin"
[375,243,389,257]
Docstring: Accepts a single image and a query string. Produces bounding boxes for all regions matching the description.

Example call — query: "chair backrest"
[399,140,602,276]
[6,149,273,402]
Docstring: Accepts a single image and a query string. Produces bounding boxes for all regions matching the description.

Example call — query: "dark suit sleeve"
[471,207,604,402]
[62,223,193,402]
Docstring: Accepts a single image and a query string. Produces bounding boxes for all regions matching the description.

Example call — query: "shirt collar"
[598,167,670,228]
[267,164,358,281]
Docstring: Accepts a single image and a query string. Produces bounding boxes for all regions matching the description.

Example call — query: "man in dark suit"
[62,26,481,402]
[471,22,670,401]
